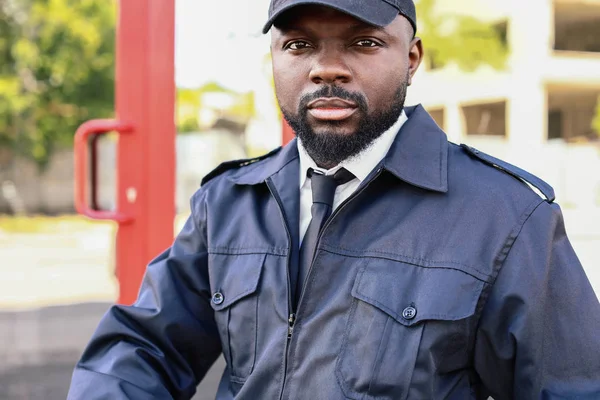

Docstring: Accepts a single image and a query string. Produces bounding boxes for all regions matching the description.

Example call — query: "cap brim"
[262,0,399,34]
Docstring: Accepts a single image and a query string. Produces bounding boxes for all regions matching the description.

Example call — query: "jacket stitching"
[224,308,234,378]
[232,153,299,185]
[212,287,255,311]
[230,375,246,384]
[322,245,487,276]
[483,199,544,302]
[208,247,288,256]
[320,246,490,283]
[368,316,391,395]
[468,198,545,376]
[231,293,259,379]
[438,132,443,187]
[354,291,478,324]
[211,253,266,310]
[252,284,259,376]
[335,282,363,400]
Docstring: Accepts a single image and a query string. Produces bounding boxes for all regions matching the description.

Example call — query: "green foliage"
[176,88,202,133]
[416,0,509,71]
[0,0,115,171]
[176,82,255,133]
[177,83,235,133]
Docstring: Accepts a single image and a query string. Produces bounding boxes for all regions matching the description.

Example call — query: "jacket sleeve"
[67,191,222,400]
[474,201,600,399]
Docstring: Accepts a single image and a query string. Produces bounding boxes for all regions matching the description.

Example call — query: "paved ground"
[0,302,225,399]
[0,303,224,400]
[0,209,598,399]
[0,356,225,400]
[0,223,118,310]
[0,357,225,400]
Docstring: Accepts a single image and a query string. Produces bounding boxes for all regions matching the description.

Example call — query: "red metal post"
[114,0,176,305]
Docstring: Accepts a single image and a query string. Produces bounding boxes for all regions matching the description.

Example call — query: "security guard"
[68,0,600,398]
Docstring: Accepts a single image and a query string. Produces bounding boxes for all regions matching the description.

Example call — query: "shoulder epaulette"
[201,147,282,186]
[460,144,555,203]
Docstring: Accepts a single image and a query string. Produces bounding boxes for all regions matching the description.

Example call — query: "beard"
[280,79,408,168]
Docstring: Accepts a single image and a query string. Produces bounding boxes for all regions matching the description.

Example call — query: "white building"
[406,0,600,209]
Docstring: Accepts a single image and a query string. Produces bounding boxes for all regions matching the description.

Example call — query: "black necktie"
[294,167,355,306]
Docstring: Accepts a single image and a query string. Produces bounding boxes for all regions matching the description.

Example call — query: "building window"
[548,110,563,140]
[427,108,445,129]
[462,101,506,137]
[554,3,600,53]
[547,87,600,142]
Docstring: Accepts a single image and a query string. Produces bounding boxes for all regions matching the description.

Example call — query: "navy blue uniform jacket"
[68,105,600,399]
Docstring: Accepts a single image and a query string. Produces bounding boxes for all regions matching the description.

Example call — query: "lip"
[307,97,357,109]
[307,97,358,121]
[308,108,357,121]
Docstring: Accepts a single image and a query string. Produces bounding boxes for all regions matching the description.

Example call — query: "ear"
[407,37,423,86]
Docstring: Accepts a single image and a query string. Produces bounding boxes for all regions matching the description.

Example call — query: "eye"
[285,40,313,51]
[354,39,380,48]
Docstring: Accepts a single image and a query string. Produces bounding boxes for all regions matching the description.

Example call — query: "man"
[68,0,600,399]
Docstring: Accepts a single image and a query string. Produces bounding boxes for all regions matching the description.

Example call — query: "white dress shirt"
[297,110,408,244]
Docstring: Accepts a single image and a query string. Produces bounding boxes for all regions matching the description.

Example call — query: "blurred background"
[0,0,599,398]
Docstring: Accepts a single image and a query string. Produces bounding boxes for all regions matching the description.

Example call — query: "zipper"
[271,168,383,400]
[266,179,294,323]
[266,179,295,400]
[287,313,296,339]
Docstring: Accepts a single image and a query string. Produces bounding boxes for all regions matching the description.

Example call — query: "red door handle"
[74,119,134,223]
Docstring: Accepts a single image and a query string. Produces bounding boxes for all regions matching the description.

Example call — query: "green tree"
[177,88,202,133]
[417,0,600,139]
[0,0,115,171]
[176,82,255,133]
[416,0,509,71]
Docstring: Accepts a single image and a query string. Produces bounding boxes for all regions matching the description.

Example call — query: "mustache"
[298,86,368,114]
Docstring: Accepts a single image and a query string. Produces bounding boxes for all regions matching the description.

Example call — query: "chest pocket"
[209,252,266,383]
[336,259,485,400]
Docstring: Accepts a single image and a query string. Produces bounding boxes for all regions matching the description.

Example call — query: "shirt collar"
[297,110,408,188]
[230,105,448,194]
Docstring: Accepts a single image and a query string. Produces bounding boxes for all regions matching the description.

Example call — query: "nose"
[309,49,352,85]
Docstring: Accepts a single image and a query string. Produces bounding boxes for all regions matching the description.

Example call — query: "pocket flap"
[351,260,484,326]
[208,253,266,311]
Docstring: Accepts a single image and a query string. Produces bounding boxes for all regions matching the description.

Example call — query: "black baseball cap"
[262,0,417,35]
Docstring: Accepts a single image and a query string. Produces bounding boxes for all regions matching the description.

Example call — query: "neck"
[315,160,337,170]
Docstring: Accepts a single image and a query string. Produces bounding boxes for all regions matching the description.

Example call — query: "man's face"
[271,5,422,168]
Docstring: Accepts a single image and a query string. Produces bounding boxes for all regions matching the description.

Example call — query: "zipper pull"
[287,313,296,339]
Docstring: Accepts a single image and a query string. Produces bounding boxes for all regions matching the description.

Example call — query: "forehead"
[273,4,404,37]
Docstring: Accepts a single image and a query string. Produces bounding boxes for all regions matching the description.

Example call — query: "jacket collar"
[382,104,448,193]
[230,104,448,193]
[229,138,299,185]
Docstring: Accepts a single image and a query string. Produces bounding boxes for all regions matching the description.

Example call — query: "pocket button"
[402,306,417,320]
[212,292,224,305]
